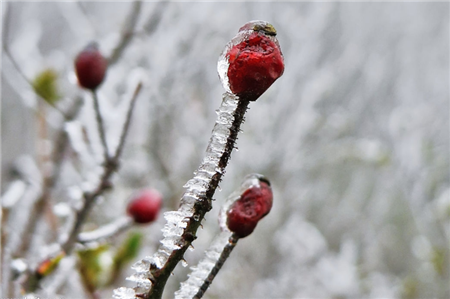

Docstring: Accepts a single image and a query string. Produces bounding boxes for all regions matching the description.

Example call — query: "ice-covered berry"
[226,177,273,238]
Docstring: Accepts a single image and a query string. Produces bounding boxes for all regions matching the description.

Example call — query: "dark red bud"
[127,189,162,224]
[74,42,107,90]
[226,181,273,238]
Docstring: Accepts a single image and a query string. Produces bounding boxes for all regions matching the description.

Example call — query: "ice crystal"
[113,287,136,299]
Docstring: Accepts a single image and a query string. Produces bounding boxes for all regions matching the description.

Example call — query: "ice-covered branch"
[114,93,249,299]
[174,232,239,299]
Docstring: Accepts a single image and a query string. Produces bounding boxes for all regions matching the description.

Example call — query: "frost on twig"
[114,92,250,299]
[174,231,238,299]
[175,173,272,299]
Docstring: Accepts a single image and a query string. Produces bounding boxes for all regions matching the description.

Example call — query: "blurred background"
[1,2,449,298]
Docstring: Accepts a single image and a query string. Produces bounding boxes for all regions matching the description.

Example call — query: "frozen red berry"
[226,177,273,238]
[127,189,162,224]
[74,42,107,90]
[218,20,284,101]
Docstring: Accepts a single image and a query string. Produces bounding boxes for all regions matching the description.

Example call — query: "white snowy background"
[1,2,449,299]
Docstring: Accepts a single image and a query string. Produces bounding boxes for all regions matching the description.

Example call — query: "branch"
[21,82,142,293]
[193,233,239,299]
[91,90,110,162]
[114,93,250,299]
[77,216,134,244]
[108,1,143,66]
[62,82,142,255]
[174,231,239,299]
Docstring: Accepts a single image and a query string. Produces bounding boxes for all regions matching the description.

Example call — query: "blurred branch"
[142,1,167,35]
[108,1,142,66]
[77,216,133,244]
[62,82,142,255]
[91,90,111,162]
[17,97,84,257]
[22,82,142,293]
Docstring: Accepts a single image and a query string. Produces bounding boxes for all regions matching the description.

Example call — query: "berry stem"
[193,233,239,299]
[91,90,110,162]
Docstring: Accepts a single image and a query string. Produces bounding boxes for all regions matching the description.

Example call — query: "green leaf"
[114,232,142,265]
[32,69,61,104]
[77,244,110,292]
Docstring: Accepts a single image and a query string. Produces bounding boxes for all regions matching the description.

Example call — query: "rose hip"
[74,42,107,90]
[224,21,284,101]
[226,178,273,238]
[127,189,162,224]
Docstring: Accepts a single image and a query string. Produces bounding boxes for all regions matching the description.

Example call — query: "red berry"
[226,21,284,101]
[74,42,107,90]
[127,189,162,224]
[226,180,273,238]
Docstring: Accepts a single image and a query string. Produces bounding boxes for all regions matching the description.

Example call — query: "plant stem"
[91,90,110,162]
[193,233,239,299]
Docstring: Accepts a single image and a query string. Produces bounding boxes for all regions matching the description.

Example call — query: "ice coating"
[115,92,240,298]
[174,231,232,299]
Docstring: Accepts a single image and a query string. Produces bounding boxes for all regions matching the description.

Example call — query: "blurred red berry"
[225,21,284,101]
[226,178,273,238]
[74,42,107,90]
[127,189,162,224]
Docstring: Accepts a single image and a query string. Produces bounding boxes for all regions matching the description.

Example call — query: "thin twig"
[108,1,142,66]
[17,97,84,257]
[193,233,239,299]
[62,82,142,255]
[113,82,142,162]
[91,90,110,162]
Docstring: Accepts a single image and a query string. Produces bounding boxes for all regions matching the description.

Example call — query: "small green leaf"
[114,232,142,265]
[77,244,110,292]
[32,69,61,104]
